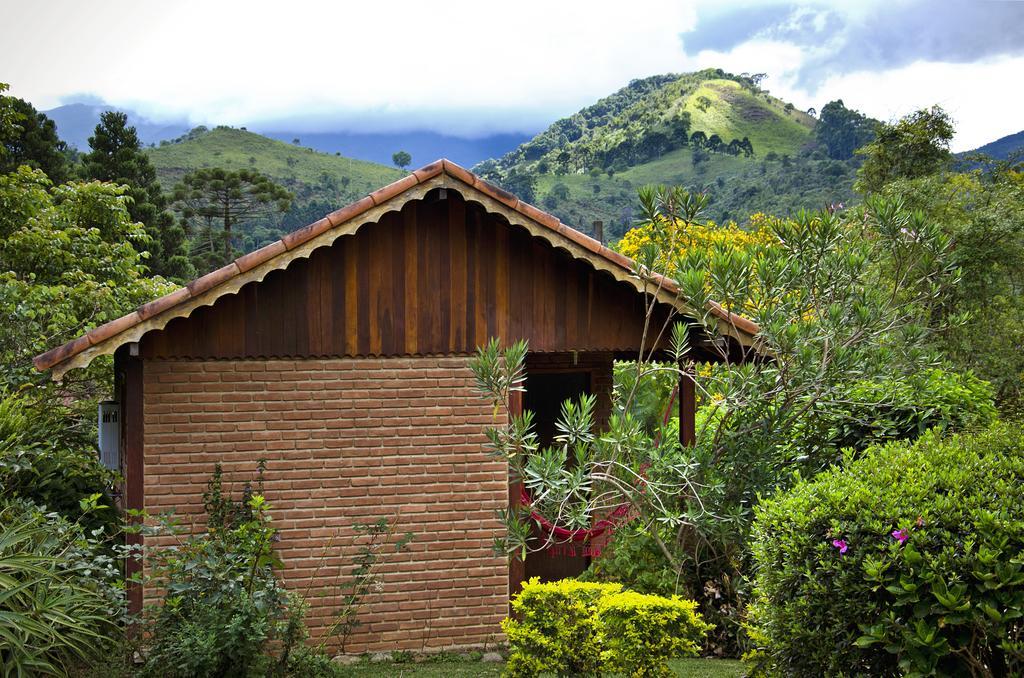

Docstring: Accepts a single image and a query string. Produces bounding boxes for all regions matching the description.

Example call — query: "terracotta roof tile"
[369,173,418,206]
[87,311,143,346]
[33,335,91,371]
[516,200,561,232]
[440,159,475,186]
[187,262,240,297]
[33,158,760,374]
[473,177,519,210]
[281,217,332,251]
[325,196,375,228]
[235,241,287,273]
[137,286,191,321]
[412,160,444,183]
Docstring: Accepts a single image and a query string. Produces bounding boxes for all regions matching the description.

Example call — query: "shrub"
[141,464,305,678]
[599,591,711,677]
[0,500,123,676]
[0,388,118,532]
[502,579,621,677]
[749,423,1024,676]
[502,578,709,677]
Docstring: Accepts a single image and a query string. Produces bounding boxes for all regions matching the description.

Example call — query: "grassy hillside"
[478,69,856,240]
[147,127,403,249]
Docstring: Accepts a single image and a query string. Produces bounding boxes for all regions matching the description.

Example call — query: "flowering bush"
[748,424,1024,676]
[502,578,708,678]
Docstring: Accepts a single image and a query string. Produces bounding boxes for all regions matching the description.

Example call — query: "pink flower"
[892,529,909,544]
[832,539,848,554]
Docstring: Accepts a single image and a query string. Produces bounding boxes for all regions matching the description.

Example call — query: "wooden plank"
[449,193,467,351]
[403,203,418,355]
[437,198,452,352]
[390,214,406,355]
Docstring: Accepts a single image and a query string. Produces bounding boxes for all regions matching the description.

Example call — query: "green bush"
[502,578,709,677]
[502,579,620,677]
[0,500,122,676]
[599,591,712,677]
[141,464,305,678]
[0,388,118,532]
[749,423,1024,676]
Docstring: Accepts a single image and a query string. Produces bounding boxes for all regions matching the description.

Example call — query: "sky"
[3,0,1022,151]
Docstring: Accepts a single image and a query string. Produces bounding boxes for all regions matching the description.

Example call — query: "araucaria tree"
[82,111,193,280]
[472,184,965,652]
[171,168,292,269]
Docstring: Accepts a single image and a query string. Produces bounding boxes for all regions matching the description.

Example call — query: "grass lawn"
[338,657,745,677]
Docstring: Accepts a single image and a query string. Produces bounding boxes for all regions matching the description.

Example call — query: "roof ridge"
[33,159,759,374]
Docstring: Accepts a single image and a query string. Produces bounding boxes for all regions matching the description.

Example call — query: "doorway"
[522,370,591,582]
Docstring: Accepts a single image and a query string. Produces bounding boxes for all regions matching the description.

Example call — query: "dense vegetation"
[749,424,1024,675]
[2,63,1024,677]
[475,69,861,237]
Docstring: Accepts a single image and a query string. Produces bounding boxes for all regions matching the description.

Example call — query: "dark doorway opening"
[523,370,591,582]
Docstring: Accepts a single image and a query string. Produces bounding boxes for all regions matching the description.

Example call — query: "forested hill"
[963,130,1024,161]
[146,127,403,248]
[474,69,860,240]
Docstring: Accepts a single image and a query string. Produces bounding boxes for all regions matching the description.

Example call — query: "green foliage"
[815,99,877,161]
[857,106,955,193]
[147,127,401,254]
[170,166,292,269]
[0,166,174,395]
[877,165,1024,412]
[502,579,619,677]
[141,463,304,678]
[82,111,193,280]
[502,578,709,678]
[749,424,1024,676]
[0,93,71,183]
[784,368,998,468]
[598,591,711,677]
[392,150,412,169]
[0,388,117,532]
[0,500,123,677]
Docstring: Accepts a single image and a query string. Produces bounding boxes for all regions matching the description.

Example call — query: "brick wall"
[142,356,508,653]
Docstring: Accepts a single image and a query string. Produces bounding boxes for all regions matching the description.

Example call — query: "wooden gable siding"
[141,192,667,360]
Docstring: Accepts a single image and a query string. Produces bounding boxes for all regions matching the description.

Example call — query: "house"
[34,159,759,653]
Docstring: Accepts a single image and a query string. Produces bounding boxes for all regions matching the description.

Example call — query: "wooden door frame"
[508,361,597,602]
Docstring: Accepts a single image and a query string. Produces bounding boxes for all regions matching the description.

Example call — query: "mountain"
[44,103,190,150]
[963,130,1024,161]
[259,130,530,169]
[45,102,528,167]
[477,69,857,239]
[146,126,403,250]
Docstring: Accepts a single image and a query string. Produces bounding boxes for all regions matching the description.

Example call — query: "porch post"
[507,389,526,604]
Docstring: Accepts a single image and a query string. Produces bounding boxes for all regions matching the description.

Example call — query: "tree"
[689,131,707,149]
[474,186,962,652]
[392,151,411,170]
[0,166,173,400]
[856,106,955,193]
[499,169,537,204]
[706,134,724,153]
[171,168,292,269]
[815,100,876,160]
[0,94,71,183]
[82,111,193,280]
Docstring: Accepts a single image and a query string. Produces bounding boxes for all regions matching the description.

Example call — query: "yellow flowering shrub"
[501,578,709,678]
[615,213,778,276]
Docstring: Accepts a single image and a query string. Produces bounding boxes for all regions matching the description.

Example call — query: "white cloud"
[2,0,697,135]
[2,0,1019,148]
